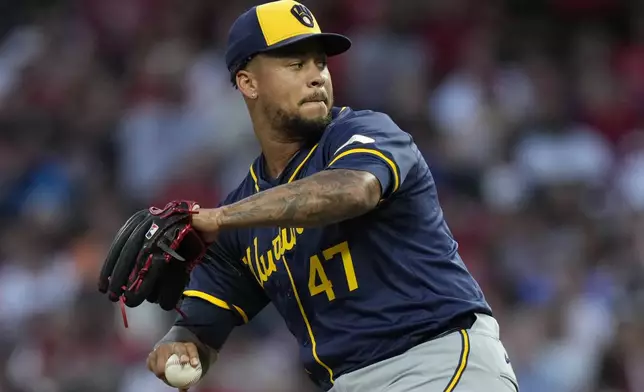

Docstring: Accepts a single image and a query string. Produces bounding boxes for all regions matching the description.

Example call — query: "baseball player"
[98,1,519,391]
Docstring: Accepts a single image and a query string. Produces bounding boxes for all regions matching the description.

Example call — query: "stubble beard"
[263,101,332,146]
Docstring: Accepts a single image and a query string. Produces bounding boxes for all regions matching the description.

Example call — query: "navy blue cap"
[225,1,352,73]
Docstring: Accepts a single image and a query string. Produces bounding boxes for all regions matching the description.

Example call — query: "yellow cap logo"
[291,4,314,27]
[256,1,321,46]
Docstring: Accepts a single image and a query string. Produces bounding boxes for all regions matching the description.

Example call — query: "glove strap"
[118,297,186,329]
[119,296,129,329]
[149,200,200,218]
[117,285,189,329]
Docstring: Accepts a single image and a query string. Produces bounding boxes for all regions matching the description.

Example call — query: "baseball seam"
[166,356,202,387]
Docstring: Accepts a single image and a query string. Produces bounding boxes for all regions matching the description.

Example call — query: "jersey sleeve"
[182,196,270,327]
[323,112,418,198]
[182,236,269,325]
[174,296,240,351]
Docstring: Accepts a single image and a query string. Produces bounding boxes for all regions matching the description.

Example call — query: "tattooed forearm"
[216,169,382,229]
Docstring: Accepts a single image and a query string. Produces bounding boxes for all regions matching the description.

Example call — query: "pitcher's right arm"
[147,237,269,385]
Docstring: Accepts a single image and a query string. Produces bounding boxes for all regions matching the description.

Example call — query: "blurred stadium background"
[0,0,643,391]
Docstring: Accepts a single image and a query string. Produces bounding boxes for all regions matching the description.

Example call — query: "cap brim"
[260,33,352,58]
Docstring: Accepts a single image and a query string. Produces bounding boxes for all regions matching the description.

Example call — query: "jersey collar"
[248,106,350,192]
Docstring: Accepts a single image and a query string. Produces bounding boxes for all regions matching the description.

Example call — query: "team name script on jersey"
[241,227,304,286]
[240,228,359,302]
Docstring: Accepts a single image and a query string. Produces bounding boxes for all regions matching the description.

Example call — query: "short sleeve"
[324,112,418,198]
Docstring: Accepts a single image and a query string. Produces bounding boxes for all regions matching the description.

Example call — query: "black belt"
[426,312,478,342]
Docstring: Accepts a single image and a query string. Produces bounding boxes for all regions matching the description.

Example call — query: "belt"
[426,312,478,342]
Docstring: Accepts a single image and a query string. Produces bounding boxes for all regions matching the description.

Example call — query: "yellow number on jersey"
[308,241,358,301]
[308,255,335,301]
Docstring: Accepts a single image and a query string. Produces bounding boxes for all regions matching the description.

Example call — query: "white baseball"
[164,354,203,389]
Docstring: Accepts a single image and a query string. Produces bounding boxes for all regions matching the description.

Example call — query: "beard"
[263,101,332,146]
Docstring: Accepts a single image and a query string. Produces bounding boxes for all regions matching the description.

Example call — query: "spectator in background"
[0,1,642,391]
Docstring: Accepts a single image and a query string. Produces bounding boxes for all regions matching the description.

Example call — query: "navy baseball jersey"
[180,106,492,390]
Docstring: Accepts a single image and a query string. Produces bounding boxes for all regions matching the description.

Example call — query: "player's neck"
[251,110,304,179]
[258,136,302,180]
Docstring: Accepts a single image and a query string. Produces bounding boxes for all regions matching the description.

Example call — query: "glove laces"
[117,291,187,329]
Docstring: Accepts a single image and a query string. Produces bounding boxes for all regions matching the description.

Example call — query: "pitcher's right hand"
[147,341,200,391]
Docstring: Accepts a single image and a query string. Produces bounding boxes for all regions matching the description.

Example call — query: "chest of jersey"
[238,220,359,329]
[240,142,335,289]
[238,223,352,293]
[238,137,365,340]
[239,226,307,290]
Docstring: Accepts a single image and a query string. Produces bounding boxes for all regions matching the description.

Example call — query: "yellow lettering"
[282,228,296,251]
[244,247,261,285]
[242,229,307,288]
[323,241,358,292]
[260,249,277,277]
[308,255,335,301]
[272,235,283,260]
[253,237,268,285]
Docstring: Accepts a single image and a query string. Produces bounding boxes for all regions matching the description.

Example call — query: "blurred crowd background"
[0,0,643,391]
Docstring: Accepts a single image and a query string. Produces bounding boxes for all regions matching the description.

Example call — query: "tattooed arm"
[192,170,381,234]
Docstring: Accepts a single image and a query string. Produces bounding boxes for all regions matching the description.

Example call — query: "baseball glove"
[98,200,207,326]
